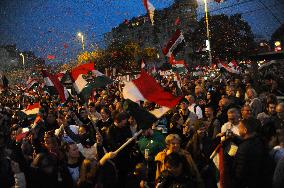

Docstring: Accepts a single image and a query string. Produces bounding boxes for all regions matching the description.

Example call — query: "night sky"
[0,0,283,63]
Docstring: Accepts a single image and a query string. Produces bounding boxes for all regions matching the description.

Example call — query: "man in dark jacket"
[106,111,133,188]
[232,117,273,188]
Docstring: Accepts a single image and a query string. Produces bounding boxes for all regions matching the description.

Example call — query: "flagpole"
[114,129,143,155]
[203,0,212,64]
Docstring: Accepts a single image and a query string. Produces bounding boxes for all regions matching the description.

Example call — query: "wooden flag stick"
[114,129,143,155]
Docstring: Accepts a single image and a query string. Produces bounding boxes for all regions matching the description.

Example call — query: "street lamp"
[203,0,212,64]
[19,53,25,69]
[77,32,85,51]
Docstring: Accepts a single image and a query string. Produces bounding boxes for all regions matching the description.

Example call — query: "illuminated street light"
[274,41,281,52]
[203,0,212,64]
[77,32,85,51]
[19,53,25,70]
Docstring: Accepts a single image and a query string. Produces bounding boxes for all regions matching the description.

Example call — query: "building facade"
[104,0,198,65]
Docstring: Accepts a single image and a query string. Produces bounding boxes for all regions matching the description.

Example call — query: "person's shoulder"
[155,149,167,161]
[240,136,263,150]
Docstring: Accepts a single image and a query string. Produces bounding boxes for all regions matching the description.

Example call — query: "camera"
[225,129,234,138]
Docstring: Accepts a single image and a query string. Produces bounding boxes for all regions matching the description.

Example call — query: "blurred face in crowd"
[246,89,254,99]
[116,117,127,127]
[67,143,80,159]
[180,101,188,110]
[128,116,136,126]
[115,102,123,112]
[226,87,236,97]
[80,110,88,119]
[88,105,96,113]
[241,106,252,119]
[219,97,229,111]
[165,160,183,177]
[182,124,190,135]
[44,136,58,151]
[143,128,153,137]
[276,104,284,119]
[79,126,86,135]
[228,109,238,122]
[268,103,277,116]
[46,113,56,125]
[186,95,194,105]
[195,86,203,96]
[238,121,247,138]
[100,109,109,121]
[197,126,207,138]
[167,138,180,153]
[206,92,211,100]
[205,107,214,119]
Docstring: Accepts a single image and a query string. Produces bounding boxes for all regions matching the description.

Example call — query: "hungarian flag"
[143,0,155,25]
[175,17,181,25]
[217,60,240,74]
[26,77,38,90]
[210,144,226,188]
[123,99,158,129]
[55,70,67,81]
[123,70,182,119]
[22,103,40,116]
[70,62,112,101]
[169,55,187,73]
[47,54,55,60]
[163,29,185,57]
[42,70,69,103]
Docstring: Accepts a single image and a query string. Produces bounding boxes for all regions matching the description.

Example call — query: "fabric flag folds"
[123,99,157,130]
[169,55,187,73]
[143,0,155,25]
[123,70,181,119]
[22,103,40,117]
[70,62,112,101]
[26,77,38,90]
[42,70,69,103]
[70,62,95,92]
[163,29,185,57]
[211,144,225,188]
[217,60,240,74]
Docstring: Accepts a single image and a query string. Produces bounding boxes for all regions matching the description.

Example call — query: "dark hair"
[240,117,258,134]
[61,141,76,153]
[164,152,185,168]
[101,107,111,116]
[31,153,57,170]
[170,113,181,124]
[204,104,214,110]
[113,111,128,123]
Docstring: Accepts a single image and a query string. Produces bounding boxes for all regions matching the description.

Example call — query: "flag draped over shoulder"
[163,29,185,57]
[42,70,69,103]
[143,0,155,25]
[123,70,182,119]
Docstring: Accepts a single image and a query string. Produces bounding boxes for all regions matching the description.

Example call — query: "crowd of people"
[0,66,284,188]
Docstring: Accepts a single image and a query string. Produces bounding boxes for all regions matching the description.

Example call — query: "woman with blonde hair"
[155,134,204,188]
